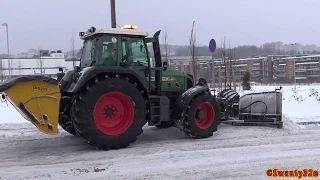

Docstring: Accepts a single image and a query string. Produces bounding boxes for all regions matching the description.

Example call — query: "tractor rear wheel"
[183,92,220,138]
[71,77,147,150]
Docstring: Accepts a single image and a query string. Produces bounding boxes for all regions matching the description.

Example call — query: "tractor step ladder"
[149,96,170,126]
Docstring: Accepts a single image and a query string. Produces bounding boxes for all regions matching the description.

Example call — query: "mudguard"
[0,76,61,134]
[172,85,211,120]
[71,66,149,93]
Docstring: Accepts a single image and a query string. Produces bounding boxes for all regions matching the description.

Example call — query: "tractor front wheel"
[71,77,147,150]
[183,92,220,138]
[58,115,77,136]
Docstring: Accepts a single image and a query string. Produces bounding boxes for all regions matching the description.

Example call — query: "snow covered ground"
[0,84,320,180]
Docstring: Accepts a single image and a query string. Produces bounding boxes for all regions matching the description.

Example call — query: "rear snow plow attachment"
[218,87,283,128]
[0,76,61,134]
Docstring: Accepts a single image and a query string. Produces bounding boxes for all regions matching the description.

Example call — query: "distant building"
[273,55,320,83]
[0,50,79,80]
[166,54,320,84]
[261,42,284,51]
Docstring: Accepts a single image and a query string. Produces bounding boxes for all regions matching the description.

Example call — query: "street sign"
[209,38,216,53]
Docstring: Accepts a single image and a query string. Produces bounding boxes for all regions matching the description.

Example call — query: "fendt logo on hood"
[31,86,49,91]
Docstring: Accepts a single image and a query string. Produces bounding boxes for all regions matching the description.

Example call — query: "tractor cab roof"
[79,25,149,39]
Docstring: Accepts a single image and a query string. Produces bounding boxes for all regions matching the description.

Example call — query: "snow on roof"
[238,57,267,61]
[81,28,149,39]
[296,62,319,65]
[281,54,320,60]
[278,62,319,66]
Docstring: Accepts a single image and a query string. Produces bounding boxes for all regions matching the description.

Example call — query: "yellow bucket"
[0,76,61,134]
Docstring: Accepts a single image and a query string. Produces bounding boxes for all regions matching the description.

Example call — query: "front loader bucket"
[0,76,61,134]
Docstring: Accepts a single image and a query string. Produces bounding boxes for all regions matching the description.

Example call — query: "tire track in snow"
[0,122,320,180]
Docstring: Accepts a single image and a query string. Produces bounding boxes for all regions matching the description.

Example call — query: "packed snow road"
[0,117,320,180]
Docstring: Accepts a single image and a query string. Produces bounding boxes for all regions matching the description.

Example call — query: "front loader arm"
[0,76,61,134]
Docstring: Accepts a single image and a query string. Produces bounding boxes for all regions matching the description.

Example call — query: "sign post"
[209,39,217,95]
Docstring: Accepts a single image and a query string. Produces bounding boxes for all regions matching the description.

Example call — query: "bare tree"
[228,40,233,88]
[37,50,44,75]
[18,59,21,76]
[0,58,3,82]
[163,26,171,63]
[70,36,76,67]
[219,36,227,89]
[189,21,199,82]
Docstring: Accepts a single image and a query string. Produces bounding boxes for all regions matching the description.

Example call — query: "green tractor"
[0,25,220,150]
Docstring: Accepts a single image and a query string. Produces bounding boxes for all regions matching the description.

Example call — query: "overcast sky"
[1,0,320,54]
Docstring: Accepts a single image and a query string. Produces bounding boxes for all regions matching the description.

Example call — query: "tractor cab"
[68,25,154,91]
[79,25,149,69]
[57,25,157,91]
[57,25,189,95]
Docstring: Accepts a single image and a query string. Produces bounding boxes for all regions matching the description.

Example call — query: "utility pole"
[110,0,116,28]
[190,21,196,82]
[223,37,227,89]
[211,55,215,95]
[2,23,10,79]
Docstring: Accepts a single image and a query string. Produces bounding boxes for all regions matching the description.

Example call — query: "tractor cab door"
[120,36,150,90]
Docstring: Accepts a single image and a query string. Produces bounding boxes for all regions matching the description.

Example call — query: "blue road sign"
[209,39,216,53]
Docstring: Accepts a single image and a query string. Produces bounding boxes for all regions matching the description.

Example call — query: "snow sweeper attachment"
[218,87,283,128]
[0,76,61,134]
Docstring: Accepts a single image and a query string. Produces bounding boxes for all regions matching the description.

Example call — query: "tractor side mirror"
[163,61,168,71]
[58,67,63,72]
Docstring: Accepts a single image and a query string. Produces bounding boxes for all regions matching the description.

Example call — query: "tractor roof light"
[120,24,137,30]
[81,27,96,37]
[89,27,96,33]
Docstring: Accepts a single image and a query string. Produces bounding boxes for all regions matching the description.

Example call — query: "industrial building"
[0,51,79,81]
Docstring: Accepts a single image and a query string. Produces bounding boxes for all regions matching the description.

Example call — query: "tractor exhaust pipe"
[152,30,162,95]
[110,0,117,28]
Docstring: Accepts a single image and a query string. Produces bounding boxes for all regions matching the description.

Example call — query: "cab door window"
[121,37,149,67]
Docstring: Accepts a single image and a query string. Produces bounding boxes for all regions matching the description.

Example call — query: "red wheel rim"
[93,92,134,135]
[194,102,215,129]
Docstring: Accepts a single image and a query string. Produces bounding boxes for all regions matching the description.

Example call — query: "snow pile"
[0,100,27,124]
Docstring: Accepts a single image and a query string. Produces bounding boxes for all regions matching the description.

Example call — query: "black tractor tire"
[58,115,77,136]
[155,121,173,129]
[71,77,147,150]
[183,91,220,138]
